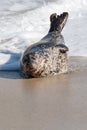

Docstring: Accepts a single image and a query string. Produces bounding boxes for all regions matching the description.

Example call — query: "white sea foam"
[0,0,87,70]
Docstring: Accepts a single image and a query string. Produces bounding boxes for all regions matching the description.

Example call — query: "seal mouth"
[49,12,69,32]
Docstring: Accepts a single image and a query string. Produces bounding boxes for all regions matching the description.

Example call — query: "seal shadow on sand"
[0,54,21,79]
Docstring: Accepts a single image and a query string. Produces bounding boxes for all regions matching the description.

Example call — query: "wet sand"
[0,56,87,130]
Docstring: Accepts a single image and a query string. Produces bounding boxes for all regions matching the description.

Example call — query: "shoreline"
[0,56,87,79]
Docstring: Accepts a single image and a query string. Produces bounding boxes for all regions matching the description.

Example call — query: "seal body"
[20,12,69,78]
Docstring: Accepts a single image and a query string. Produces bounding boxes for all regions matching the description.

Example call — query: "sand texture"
[0,56,87,130]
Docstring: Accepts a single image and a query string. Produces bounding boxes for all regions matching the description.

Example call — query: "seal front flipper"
[56,44,69,53]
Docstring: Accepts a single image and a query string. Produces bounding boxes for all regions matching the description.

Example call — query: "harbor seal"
[20,12,69,78]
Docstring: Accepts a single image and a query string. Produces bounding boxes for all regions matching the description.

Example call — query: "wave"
[0,0,87,16]
[0,0,87,71]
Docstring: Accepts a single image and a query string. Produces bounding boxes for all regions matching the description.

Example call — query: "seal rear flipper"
[59,12,69,31]
[49,12,69,32]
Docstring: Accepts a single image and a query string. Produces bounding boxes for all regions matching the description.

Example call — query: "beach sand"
[0,56,87,130]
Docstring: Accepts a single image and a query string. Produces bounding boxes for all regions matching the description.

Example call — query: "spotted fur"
[20,12,69,78]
